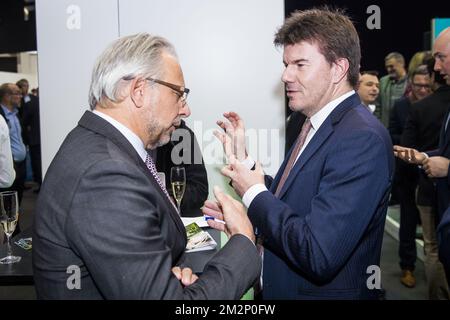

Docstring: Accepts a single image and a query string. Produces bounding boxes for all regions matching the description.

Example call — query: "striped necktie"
[145,153,179,214]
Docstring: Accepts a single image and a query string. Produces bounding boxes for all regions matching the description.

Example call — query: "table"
[0,227,220,285]
[0,228,33,285]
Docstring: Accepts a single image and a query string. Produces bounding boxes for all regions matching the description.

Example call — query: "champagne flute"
[170,166,186,214]
[0,191,21,264]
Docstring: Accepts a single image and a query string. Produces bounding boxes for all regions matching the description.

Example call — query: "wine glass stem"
[6,235,12,257]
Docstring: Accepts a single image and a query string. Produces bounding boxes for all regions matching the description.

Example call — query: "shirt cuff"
[242,184,267,208]
[241,155,255,170]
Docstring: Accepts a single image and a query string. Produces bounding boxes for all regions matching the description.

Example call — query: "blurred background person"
[16,79,41,193]
[389,65,432,288]
[0,113,15,188]
[152,119,208,216]
[378,52,408,128]
[357,70,380,113]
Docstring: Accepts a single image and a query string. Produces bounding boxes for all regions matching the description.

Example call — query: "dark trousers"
[29,144,42,186]
[398,163,420,271]
[0,160,26,238]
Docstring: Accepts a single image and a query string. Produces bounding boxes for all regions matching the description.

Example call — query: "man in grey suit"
[32,33,261,299]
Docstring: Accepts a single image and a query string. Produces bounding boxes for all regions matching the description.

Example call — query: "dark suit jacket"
[21,95,40,146]
[389,96,411,145]
[401,86,450,206]
[437,206,450,285]
[32,111,261,299]
[248,94,394,299]
[156,120,208,216]
[424,86,450,220]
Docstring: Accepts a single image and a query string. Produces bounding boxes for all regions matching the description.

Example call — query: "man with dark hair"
[357,70,380,113]
[207,8,393,300]
[16,78,41,192]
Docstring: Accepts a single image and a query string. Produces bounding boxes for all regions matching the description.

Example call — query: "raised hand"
[215,112,247,161]
[221,155,265,197]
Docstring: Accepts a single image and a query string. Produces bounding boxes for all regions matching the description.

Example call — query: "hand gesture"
[393,145,426,165]
[215,112,247,161]
[202,186,255,242]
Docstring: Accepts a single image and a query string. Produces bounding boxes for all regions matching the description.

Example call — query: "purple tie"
[145,153,179,213]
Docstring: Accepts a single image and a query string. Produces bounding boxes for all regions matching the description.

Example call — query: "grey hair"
[88,33,178,110]
[385,52,405,65]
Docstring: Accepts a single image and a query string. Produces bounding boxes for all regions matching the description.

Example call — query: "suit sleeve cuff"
[242,184,267,208]
[241,155,255,170]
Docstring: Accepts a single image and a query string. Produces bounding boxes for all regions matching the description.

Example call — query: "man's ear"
[332,58,350,84]
[130,78,147,108]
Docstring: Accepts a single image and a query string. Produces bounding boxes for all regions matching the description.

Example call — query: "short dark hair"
[16,78,29,89]
[360,70,379,77]
[274,7,361,87]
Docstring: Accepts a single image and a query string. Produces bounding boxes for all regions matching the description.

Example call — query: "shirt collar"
[1,104,18,116]
[92,110,147,162]
[309,90,355,131]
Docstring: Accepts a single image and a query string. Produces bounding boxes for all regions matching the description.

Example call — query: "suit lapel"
[269,147,292,193]
[78,111,186,238]
[276,94,360,199]
[276,121,333,198]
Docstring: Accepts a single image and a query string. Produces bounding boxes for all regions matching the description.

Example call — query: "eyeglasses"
[146,78,190,105]
[122,76,190,105]
[412,83,431,90]
[8,92,22,96]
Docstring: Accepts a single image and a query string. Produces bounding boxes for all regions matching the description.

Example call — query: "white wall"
[0,71,38,90]
[119,0,285,197]
[36,0,285,199]
[36,0,120,173]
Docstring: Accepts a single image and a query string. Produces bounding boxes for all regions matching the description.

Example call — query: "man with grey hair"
[378,52,408,127]
[32,33,261,299]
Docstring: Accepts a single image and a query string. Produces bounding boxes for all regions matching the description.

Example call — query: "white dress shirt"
[242,90,356,208]
[0,116,15,188]
[92,110,147,163]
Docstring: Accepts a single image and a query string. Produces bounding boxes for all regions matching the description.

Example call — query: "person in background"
[394,26,450,290]
[16,79,42,193]
[0,115,15,188]
[408,51,432,78]
[357,70,380,113]
[153,119,208,216]
[400,57,450,299]
[389,65,432,289]
[0,83,26,205]
[378,52,408,127]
